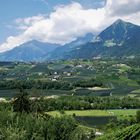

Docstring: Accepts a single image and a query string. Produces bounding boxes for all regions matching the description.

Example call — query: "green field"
[48,109,139,127]
[48,110,111,116]
[109,109,137,116]
[131,89,140,94]
[48,109,138,118]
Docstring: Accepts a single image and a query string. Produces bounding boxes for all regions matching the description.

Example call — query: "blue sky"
[0,0,50,43]
[0,0,140,52]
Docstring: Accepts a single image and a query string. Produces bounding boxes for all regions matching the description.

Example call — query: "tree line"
[0,78,103,90]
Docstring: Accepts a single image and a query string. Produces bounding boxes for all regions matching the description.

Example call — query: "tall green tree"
[136,110,140,123]
[13,91,31,113]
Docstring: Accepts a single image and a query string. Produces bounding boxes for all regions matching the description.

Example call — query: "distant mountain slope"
[0,40,59,61]
[56,19,140,59]
[98,19,140,46]
[46,33,94,60]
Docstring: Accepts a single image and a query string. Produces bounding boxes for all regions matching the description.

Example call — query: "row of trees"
[12,94,140,112]
[0,80,73,90]
[1,94,139,112]
[73,79,103,88]
[39,96,140,111]
[0,78,103,90]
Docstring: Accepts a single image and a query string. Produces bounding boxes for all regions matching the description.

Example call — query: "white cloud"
[0,35,29,52]
[0,0,140,53]
[107,0,140,16]
[14,15,45,30]
[104,0,140,27]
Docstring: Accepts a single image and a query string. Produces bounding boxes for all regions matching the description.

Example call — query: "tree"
[89,130,96,140]
[136,110,140,123]
[31,99,43,113]
[13,91,31,113]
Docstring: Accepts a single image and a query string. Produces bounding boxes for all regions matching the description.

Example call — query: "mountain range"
[59,19,140,59]
[0,40,59,61]
[0,19,140,61]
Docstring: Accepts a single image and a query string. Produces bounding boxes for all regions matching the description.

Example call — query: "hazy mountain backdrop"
[0,19,140,61]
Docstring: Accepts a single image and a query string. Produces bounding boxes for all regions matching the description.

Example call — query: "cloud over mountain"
[107,0,140,16]
[0,0,140,53]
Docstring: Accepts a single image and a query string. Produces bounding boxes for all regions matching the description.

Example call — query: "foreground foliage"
[96,124,140,140]
[0,111,93,140]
